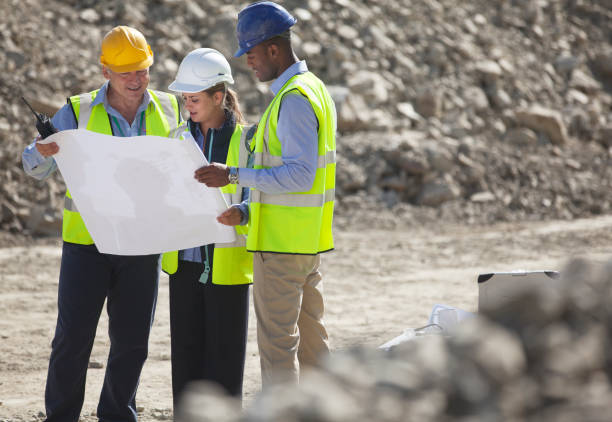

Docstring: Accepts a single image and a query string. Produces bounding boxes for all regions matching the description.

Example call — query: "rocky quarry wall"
[2,0,612,238]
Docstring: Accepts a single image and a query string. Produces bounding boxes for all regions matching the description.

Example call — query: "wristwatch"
[228,166,240,184]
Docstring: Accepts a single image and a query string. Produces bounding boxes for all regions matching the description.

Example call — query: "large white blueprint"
[44,129,235,255]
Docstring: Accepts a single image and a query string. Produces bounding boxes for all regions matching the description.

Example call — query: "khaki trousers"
[253,252,329,386]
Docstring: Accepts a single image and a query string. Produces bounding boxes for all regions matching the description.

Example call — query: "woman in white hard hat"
[161,48,254,405]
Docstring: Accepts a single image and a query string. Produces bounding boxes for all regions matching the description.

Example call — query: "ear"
[102,66,111,80]
[267,43,280,59]
[213,91,224,106]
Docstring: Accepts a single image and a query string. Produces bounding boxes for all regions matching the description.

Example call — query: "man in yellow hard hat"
[21,26,181,422]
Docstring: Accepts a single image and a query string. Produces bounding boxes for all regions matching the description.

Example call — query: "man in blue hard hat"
[196,1,338,386]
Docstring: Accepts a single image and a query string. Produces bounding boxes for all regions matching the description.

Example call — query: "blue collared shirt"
[238,60,319,194]
[22,81,153,180]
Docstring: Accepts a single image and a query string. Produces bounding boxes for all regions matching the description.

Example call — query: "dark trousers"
[169,260,250,407]
[45,242,160,422]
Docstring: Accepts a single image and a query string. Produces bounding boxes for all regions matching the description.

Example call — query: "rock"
[336,159,367,192]
[307,0,322,11]
[596,125,612,148]
[396,102,422,122]
[336,94,369,132]
[568,108,593,140]
[301,41,321,57]
[566,89,590,105]
[174,257,612,420]
[337,25,359,40]
[185,0,206,19]
[488,88,512,109]
[504,127,538,146]
[475,60,503,84]
[25,205,61,237]
[464,86,490,110]
[6,51,26,69]
[366,26,395,51]
[162,58,178,75]
[378,175,407,192]
[514,106,569,145]
[1,201,18,225]
[391,152,429,175]
[554,54,581,76]
[175,382,242,422]
[426,146,454,173]
[569,69,601,94]
[417,180,459,206]
[293,8,312,22]
[593,52,612,79]
[470,191,496,202]
[347,71,389,105]
[79,9,100,23]
[415,90,443,119]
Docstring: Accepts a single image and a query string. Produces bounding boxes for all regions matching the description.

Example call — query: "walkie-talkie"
[21,96,58,139]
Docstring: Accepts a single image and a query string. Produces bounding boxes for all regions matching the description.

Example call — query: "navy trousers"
[45,242,160,422]
[169,260,249,407]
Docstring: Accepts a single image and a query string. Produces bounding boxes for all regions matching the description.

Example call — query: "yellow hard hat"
[100,26,154,73]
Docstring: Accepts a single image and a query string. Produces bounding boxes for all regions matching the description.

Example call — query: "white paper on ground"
[44,129,235,255]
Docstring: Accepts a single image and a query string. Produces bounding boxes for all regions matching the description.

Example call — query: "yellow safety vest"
[161,123,254,285]
[247,71,336,254]
[62,88,181,245]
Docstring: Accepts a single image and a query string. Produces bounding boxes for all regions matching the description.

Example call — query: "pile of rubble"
[2,0,612,238]
[176,258,612,422]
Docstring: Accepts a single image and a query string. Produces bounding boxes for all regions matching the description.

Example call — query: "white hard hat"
[168,48,234,93]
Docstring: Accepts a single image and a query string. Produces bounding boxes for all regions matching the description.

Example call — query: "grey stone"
[593,52,612,78]
[417,180,459,206]
[514,106,569,145]
[505,127,538,146]
[425,146,454,173]
[79,9,100,23]
[415,90,443,119]
[470,191,496,203]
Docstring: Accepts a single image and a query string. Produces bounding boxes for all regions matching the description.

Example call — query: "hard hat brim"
[103,56,154,73]
[234,46,249,58]
[168,77,234,93]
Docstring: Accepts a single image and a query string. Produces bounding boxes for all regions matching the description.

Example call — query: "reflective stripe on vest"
[63,88,180,245]
[221,124,254,208]
[64,195,78,212]
[161,123,254,285]
[246,72,336,254]
[251,149,336,169]
[250,188,335,208]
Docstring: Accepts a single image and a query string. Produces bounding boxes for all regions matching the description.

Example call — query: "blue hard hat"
[234,1,297,57]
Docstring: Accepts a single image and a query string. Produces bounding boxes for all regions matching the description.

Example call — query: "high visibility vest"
[247,71,336,254]
[161,123,254,285]
[62,88,180,245]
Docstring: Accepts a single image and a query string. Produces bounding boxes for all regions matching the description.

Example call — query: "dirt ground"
[2,215,612,421]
